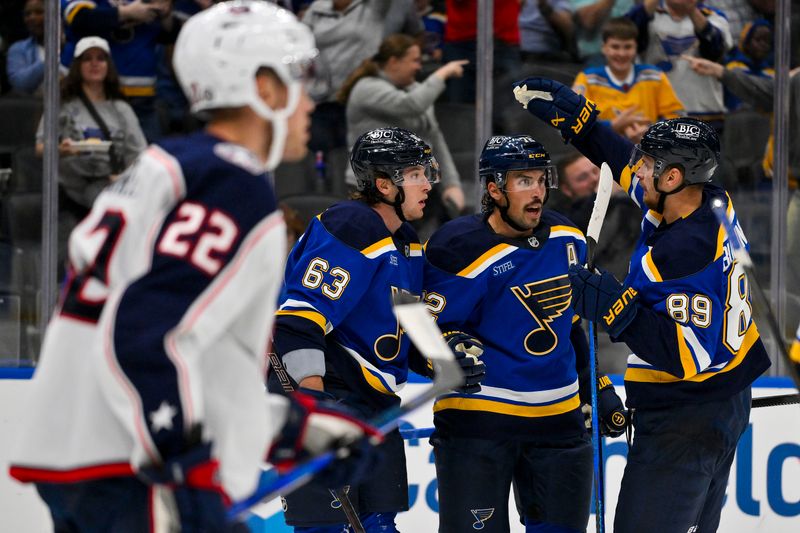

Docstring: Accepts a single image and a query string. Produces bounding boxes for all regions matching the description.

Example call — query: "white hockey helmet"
[173,0,317,169]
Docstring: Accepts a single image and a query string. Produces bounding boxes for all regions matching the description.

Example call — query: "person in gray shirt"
[338,33,468,227]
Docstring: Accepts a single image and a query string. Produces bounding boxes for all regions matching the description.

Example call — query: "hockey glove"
[137,443,229,533]
[597,375,627,438]
[268,390,384,488]
[512,77,599,144]
[568,264,638,338]
[443,330,486,394]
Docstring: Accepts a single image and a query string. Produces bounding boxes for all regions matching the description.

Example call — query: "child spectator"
[724,19,773,111]
[573,17,684,141]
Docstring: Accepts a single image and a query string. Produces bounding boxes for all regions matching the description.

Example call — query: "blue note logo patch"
[471,508,495,530]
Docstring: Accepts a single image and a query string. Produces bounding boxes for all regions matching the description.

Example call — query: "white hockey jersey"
[10,132,289,500]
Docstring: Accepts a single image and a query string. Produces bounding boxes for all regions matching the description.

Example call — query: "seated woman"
[35,36,146,219]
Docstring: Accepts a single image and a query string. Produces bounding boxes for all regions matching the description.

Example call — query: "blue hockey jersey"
[424,212,589,439]
[273,201,425,414]
[574,123,771,408]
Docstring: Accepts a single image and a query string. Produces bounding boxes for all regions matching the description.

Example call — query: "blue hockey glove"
[597,375,627,438]
[268,390,384,488]
[443,331,486,394]
[568,264,638,338]
[137,443,229,533]
[512,77,599,144]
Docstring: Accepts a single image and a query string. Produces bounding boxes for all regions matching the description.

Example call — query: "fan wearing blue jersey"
[423,135,626,533]
[10,3,382,532]
[271,127,447,532]
[513,77,772,533]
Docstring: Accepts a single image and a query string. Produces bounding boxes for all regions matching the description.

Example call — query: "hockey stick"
[584,162,614,533]
[266,352,365,533]
[227,296,463,520]
[710,198,800,392]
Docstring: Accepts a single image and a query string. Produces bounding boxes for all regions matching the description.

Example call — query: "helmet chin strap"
[380,186,407,223]
[497,192,530,233]
[653,171,687,214]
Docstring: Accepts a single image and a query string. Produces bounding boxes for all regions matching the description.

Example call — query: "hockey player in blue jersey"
[270,127,452,532]
[513,77,772,533]
[423,135,627,533]
[10,3,384,531]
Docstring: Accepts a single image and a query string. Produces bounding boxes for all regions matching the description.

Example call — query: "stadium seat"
[280,193,341,230]
[0,96,42,155]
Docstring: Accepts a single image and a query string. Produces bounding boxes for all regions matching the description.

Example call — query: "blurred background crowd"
[0,0,798,372]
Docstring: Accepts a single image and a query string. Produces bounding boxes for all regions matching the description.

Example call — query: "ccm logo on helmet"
[673,123,701,140]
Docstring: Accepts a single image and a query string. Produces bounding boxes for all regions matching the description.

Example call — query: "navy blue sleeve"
[69,6,122,37]
[613,305,685,377]
[625,4,651,54]
[572,121,636,184]
[696,14,726,61]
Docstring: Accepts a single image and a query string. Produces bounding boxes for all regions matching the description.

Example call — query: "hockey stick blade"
[586,162,613,269]
[228,297,462,520]
[710,198,800,391]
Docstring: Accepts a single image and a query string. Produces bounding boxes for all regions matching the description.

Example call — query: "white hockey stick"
[710,198,800,392]
[585,162,614,533]
[227,295,463,520]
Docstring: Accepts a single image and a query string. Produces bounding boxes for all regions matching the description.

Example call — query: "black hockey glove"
[512,77,599,144]
[568,264,638,338]
[137,443,229,533]
[268,390,384,488]
[597,375,627,438]
[443,330,486,394]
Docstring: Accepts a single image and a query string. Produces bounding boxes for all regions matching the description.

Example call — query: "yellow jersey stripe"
[120,86,156,98]
[790,341,800,364]
[642,251,663,282]
[676,324,699,378]
[360,366,395,395]
[457,244,515,278]
[65,2,95,25]
[550,225,586,241]
[433,393,580,418]
[361,237,395,258]
[625,322,760,383]
[275,309,327,332]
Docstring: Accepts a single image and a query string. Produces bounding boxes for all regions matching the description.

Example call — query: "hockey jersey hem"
[9,461,134,484]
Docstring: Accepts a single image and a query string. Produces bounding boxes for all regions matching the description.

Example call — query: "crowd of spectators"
[0,0,799,359]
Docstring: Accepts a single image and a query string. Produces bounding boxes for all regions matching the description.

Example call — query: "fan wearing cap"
[11,3,382,531]
[271,126,449,531]
[35,35,146,259]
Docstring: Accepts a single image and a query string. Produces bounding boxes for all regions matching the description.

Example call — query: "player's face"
[602,38,637,76]
[634,155,659,208]
[399,165,433,221]
[79,48,109,85]
[282,86,315,162]
[563,157,600,199]
[502,169,547,229]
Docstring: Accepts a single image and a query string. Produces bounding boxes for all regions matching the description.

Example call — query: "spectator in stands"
[627,0,733,132]
[6,0,45,95]
[705,0,756,41]
[302,0,422,152]
[573,17,684,141]
[61,0,181,142]
[339,33,468,222]
[553,152,640,280]
[571,0,635,65]
[519,0,578,63]
[441,0,522,103]
[723,19,773,111]
[35,37,145,237]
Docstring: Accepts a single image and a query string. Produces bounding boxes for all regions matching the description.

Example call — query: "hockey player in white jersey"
[10,2,381,531]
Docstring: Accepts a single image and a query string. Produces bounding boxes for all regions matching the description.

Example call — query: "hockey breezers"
[227,295,463,520]
[583,162,614,533]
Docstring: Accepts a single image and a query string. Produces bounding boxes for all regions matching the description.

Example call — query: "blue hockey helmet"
[479,135,558,191]
[350,127,439,191]
[629,118,720,185]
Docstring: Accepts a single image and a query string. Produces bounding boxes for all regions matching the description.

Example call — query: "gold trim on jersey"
[549,225,586,242]
[409,243,423,257]
[456,244,517,278]
[790,341,800,364]
[275,309,327,332]
[433,393,580,417]
[361,237,396,258]
[641,249,663,282]
[360,366,396,395]
[624,321,760,383]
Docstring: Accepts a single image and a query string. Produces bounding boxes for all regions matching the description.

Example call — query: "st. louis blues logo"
[328,486,351,509]
[510,274,572,356]
[471,508,495,529]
